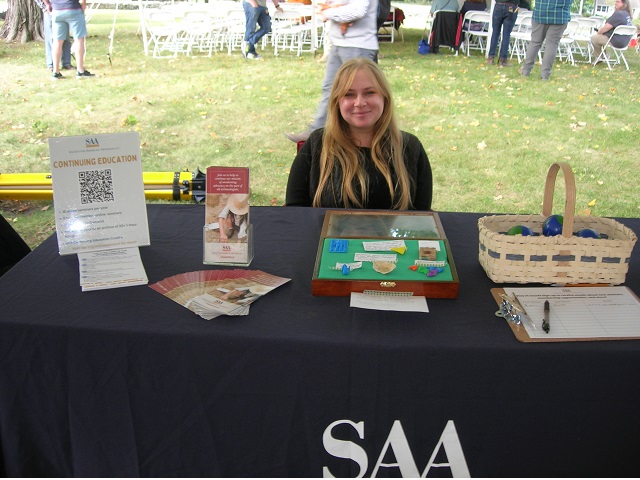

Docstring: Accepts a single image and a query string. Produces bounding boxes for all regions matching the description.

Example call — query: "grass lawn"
[1,4,639,248]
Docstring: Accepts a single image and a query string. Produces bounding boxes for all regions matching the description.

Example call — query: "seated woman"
[591,0,634,63]
[285,58,432,210]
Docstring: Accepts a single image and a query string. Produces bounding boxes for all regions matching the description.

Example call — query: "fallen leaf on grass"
[588,199,597,207]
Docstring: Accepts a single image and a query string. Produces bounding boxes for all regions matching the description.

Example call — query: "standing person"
[591,0,634,64]
[242,0,283,60]
[284,0,379,144]
[43,0,94,79]
[518,0,571,80]
[285,58,433,210]
[34,0,73,72]
[486,0,519,66]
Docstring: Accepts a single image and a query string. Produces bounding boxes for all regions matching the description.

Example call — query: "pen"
[542,300,550,333]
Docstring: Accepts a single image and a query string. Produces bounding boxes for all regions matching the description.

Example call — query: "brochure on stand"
[203,166,252,266]
[49,132,150,255]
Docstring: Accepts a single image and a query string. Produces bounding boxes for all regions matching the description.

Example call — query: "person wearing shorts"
[43,0,94,79]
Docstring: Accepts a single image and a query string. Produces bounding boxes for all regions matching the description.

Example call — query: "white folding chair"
[144,10,181,58]
[593,24,637,70]
[572,17,600,62]
[378,6,403,42]
[461,11,490,56]
[509,14,533,62]
[271,10,312,56]
[222,5,247,55]
[175,10,213,56]
[557,19,579,65]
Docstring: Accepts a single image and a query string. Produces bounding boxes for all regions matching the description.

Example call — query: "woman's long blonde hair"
[312,58,412,210]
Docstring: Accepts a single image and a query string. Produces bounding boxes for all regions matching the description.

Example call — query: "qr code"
[79,169,115,204]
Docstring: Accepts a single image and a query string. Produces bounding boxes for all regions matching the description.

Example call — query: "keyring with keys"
[495,293,524,325]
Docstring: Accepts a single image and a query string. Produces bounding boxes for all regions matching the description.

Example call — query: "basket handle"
[541,162,575,238]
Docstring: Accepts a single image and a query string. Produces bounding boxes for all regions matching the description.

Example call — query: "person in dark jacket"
[286,58,432,210]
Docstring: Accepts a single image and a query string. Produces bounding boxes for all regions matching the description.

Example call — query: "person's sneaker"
[62,64,75,70]
[51,72,64,80]
[246,52,262,60]
[518,66,529,76]
[485,56,495,65]
[498,58,512,67]
[284,130,312,143]
[76,70,95,78]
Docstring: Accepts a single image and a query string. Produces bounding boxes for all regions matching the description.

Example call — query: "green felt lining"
[317,238,454,281]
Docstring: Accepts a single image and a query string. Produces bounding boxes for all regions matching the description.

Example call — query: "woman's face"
[614,0,624,10]
[339,69,385,137]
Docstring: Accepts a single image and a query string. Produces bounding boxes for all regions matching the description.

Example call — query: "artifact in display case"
[312,210,459,297]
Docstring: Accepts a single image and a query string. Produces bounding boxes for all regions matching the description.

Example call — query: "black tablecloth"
[1,205,639,477]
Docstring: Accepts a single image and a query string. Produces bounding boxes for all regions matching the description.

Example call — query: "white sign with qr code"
[49,132,150,255]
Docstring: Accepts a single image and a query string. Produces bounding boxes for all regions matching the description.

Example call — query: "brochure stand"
[203,166,253,267]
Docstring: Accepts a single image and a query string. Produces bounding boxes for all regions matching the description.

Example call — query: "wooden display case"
[312,210,459,297]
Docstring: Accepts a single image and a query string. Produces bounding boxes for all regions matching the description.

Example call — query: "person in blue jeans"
[34,0,72,71]
[242,0,283,60]
[486,0,519,67]
[284,0,379,143]
[43,0,94,79]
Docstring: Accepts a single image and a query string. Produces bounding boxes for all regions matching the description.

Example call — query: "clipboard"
[491,286,640,343]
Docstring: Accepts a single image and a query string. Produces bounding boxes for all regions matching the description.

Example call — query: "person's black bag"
[377,0,391,29]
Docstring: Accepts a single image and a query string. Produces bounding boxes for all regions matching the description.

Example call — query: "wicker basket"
[478,162,637,285]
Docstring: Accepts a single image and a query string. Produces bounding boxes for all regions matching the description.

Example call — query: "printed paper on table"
[203,166,252,266]
[49,132,150,255]
[79,247,148,292]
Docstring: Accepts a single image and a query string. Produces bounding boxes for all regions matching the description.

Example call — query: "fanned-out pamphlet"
[203,166,252,266]
[150,270,290,320]
[49,132,150,290]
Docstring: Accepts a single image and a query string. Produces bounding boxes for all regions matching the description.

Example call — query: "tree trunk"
[0,0,44,43]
